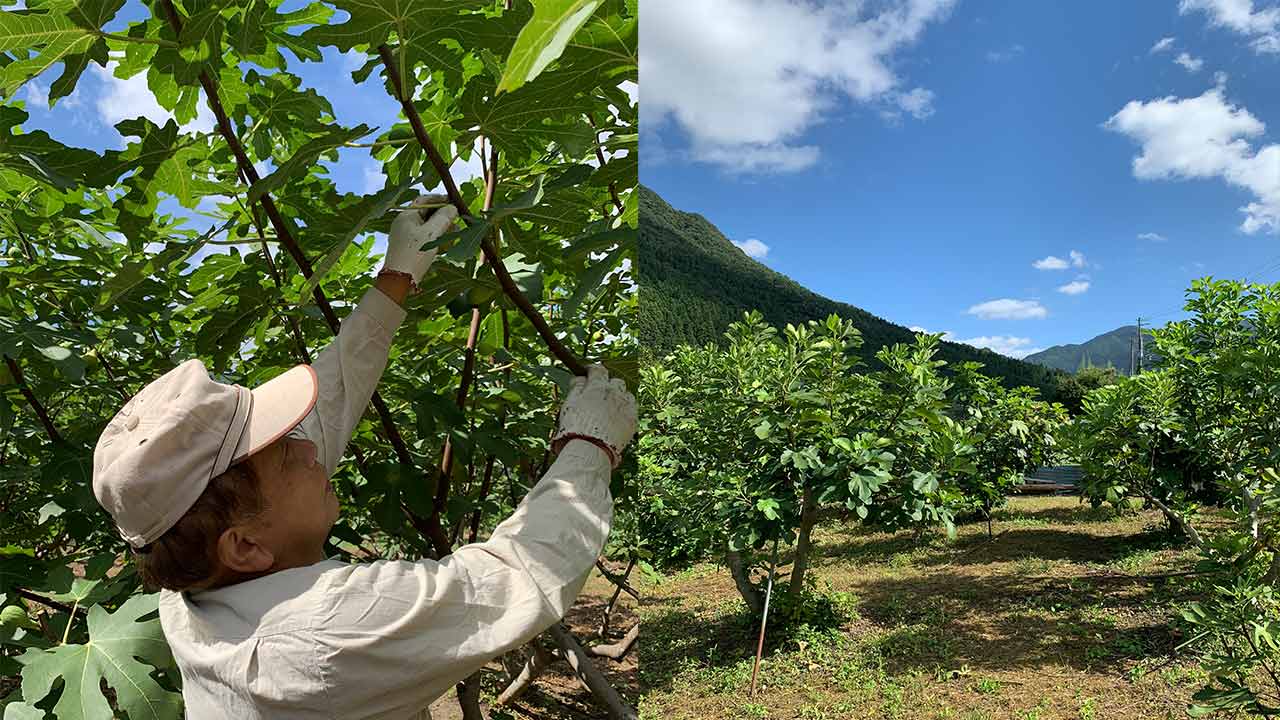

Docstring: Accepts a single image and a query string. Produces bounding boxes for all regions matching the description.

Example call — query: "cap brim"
[231,365,319,463]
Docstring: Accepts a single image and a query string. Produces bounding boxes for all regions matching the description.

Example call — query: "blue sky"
[6,0,492,268]
[641,0,1280,357]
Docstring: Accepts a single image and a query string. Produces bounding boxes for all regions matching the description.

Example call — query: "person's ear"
[216,525,275,575]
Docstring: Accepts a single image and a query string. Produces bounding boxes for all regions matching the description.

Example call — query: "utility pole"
[1129,331,1136,376]
[1136,316,1144,374]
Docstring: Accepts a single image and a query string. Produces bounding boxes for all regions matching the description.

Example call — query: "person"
[90,195,638,719]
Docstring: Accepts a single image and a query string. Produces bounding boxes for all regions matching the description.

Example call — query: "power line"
[1138,254,1280,325]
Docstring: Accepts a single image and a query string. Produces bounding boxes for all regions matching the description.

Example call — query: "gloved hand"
[551,364,637,468]
[381,194,459,291]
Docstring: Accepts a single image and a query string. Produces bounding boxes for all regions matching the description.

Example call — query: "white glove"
[382,194,459,289]
[551,364,637,468]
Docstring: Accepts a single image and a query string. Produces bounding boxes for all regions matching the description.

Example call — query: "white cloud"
[363,161,384,194]
[1138,231,1168,241]
[1070,249,1086,267]
[732,238,770,258]
[696,143,820,173]
[1057,279,1090,295]
[1032,255,1069,270]
[967,298,1048,320]
[1150,36,1177,53]
[640,0,955,174]
[949,335,1043,358]
[24,80,48,110]
[1214,70,1230,86]
[619,80,638,106]
[913,325,1043,357]
[1180,0,1280,54]
[1174,52,1205,71]
[1104,87,1280,234]
[986,44,1024,62]
[341,49,368,73]
[90,62,215,136]
[895,87,936,119]
[196,194,231,215]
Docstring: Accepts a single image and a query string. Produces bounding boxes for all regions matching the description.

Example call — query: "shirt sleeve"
[311,441,613,717]
[291,286,407,478]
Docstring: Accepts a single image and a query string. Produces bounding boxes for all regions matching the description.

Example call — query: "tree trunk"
[1264,547,1280,586]
[1142,493,1203,547]
[1242,483,1262,539]
[547,624,638,720]
[726,549,764,615]
[588,622,640,661]
[787,485,818,598]
[600,556,636,638]
[456,676,485,720]
[495,645,556,706]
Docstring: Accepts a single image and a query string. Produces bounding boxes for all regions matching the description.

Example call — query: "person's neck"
[200,547,327,591]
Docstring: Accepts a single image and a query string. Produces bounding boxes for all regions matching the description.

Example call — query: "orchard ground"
[637,496,1220,720]
[428,565,641,719]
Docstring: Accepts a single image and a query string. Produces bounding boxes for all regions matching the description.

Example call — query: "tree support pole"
[547,624,638,720]
[599,556,636,638]
[749,537,780,697]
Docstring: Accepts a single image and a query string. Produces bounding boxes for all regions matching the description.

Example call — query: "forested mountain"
[1025,325,1156,375]
[637,185,1065,399]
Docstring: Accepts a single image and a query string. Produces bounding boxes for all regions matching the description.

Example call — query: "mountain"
[1024,326,1156,375]
[637,185,1065,399]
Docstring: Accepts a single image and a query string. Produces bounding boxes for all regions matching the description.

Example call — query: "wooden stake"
[749,537,780,696]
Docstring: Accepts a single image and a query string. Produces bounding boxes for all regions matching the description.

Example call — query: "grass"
[637,496,1206,719]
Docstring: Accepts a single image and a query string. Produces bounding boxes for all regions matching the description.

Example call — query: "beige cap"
[92,359,318,548]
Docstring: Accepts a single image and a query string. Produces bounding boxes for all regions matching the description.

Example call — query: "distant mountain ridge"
[636,185,1064,398]
[1024,326,1156,375]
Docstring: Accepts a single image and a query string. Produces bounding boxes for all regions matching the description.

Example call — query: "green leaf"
[493,174,548,217]
[36,502,63,526]
[300,1,524,89]
[294,172,421,307]
[0,10,99,98]
[3,702,45,720]
[754,420,772,440]
[95,241,201,311]
[498,0,603,95]
[0,120,107,189]
[477,310,503,356]
[246,124,374,206]
[17,593,182,720]
[755,497,779,521]
[562,242,626,316]
[441,219,491,263]
[37,345,84,382]
[500,252,544,306]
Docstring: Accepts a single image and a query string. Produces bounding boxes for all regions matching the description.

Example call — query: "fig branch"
[375,44,588,376]
[3,355,65,445]
[156,0,416,473]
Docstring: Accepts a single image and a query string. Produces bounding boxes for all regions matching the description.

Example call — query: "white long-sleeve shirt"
[159,286,613,719]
